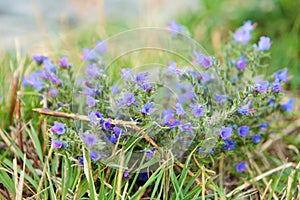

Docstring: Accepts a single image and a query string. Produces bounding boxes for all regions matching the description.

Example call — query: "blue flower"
[176,103,185,117]
[32,54,46,64]
[178,123,193,134]
[163,109,174,124]
[141,81,152,91]
[238,126,250,137]
[90,150,101,161]
[274,68,288,82]
[121,68,133,81]
[43,59,57,75]
[109,134,118,143]
[220,127,232,139]
[78,157,84,165]
[252,134,261,144]
[233,20,254,44]
[238,102,251,115]
[102,119,113,131]
[134,72,149,85]
[236,56,246,70]
[272,81,281,92]
[258,36,271,51]
[95,40,107,54]
[236,161,246,173]
[141,102,155,115]
[111,84,119,95]
[215,94,228,104]
[113,126,123,136]
[22,73,45,91]
[199,72,212,83]
[255,81,269,93]
[168,20,184,35]
[50,121,66,135]
[52,140,63,149]
[138,171,149,182]
[281,98,294,113]
[83,132,97,147]
[223,139,236,151]
[146,150,154,159]
[259,122,269,129]
[123,93,135,106]
[82,48,98,62]
[191,103,204,118]
[85,63,103,78]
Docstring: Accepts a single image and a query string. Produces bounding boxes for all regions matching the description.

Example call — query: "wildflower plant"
[23,20,294,180]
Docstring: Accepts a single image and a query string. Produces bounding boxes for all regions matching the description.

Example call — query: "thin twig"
[33,108,202,185]
[16,92,24,162]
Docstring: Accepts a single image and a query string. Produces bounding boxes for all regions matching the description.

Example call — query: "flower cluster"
[23,20,295,176]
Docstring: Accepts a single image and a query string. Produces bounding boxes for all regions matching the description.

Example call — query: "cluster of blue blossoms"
[23,20,295,176]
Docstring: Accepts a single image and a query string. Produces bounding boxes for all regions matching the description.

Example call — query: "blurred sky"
[0,0,198,52]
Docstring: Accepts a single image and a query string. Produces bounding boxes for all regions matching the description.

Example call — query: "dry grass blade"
[226,162,296,197]
[16,154,26,200]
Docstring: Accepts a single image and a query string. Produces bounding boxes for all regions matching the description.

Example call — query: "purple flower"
[52,140,63,149]
[236,161,246,173]
[259,122,269,129]
[78,157,84,165]
[269,98,276,107]
[50,121,66,135]
[85,64,103,78]
[281,98,294,113]
[238,126,250,137]
[175,103,185,117]
[178,123,193,134]
[43,59,57,75]
[48,88,58,98]
[109,134,118,143]
[88,111,103,125]
[215,94,228,104]
[83,132,97,147]
[236,56,247,70]
[168,20,183,35]
[199,72,212,83]
[121,68,133,81]
[134,72,149,85]
[48,72,62,86]
[142,81,152,91]
[90,150,101,161]
[102,118,113,131]
[198,148,203,153]
[274,68,288,82]
[141,102,155,115]
[82,48,98,62]
[146,150,154,159]
[138,171,149,182]
[220,127,232,139]
[252,134,261,144]
[59,57,68,68]
[223,139,236,151]
[86,96,98,107]
[233,21,254,44]
[111,84,119,95]
[83,86,100,96]
[255,81,269,93]
[32,55,46,64]
[238,102,251,115]
[272,81,281,92]
[113,126,122,136]
[123,93,135,106]
[191,103,204,118]
[95,40,107,54]
[123,171,129,178]
[258,36,271,51]
[163,109,174,124]
[193,52,211,68]
[22,73,45,91]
